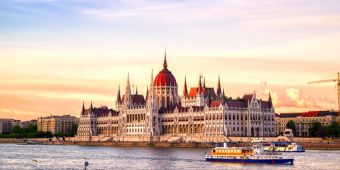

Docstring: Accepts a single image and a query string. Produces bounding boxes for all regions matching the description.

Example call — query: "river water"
[0,144,339,170]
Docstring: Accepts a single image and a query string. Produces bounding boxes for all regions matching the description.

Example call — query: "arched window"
[161,97,165,108]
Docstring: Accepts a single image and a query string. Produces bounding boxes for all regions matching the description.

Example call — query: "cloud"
[284,88,318,108]
[271,88,337,112]
[251,80,337,113]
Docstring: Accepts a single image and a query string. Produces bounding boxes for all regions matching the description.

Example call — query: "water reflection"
[0,144,339,170]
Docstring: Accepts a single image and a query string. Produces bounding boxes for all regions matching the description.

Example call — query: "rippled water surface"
[0,144,340,169]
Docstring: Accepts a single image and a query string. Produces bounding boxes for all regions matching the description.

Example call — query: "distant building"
[19,120,37,128]
[275,111,339,136]
[11,119,20,129]
[37,115,78,134]
[0,119,13,134]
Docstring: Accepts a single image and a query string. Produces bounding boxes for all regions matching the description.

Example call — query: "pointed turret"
[199,74,202,88]
[198,74,203,94]
[89,101,93,112]
[217,75,222,97]
[146,85,149,99]
[124,73,131,106]
[268,91,273,108]
[253,90,256,100]
[150,69,153,88]
[221,88,226,102]
[135,86,138,95]
[163,49,168,69]
[148,69,154,101]
[126,73,131,94]
[82,101,85,114]
[203,76,206,88]
[147,69,156,110]
[183,76,188,96]
[116,85,121,103]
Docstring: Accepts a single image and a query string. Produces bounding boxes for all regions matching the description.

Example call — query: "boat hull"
[206,157,294,165]
[264,150,305,153]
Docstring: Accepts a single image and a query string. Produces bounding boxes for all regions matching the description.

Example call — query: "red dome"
[154,52,177,87]
[154,68,177,86]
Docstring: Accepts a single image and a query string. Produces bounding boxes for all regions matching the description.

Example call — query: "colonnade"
[161,124,204,134]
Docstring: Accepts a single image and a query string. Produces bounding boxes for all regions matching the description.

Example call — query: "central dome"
[153,54,177,87]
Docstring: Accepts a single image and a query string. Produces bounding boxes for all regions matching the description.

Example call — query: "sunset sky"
[1,0,340,120]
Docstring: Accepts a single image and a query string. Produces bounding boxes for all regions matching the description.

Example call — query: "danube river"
[0,144,339,170]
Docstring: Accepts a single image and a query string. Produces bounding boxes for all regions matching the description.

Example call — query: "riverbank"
[1,137,340,150]
[44,140,340,150]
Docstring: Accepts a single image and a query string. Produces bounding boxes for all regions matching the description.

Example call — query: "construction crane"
[308,72,340,114]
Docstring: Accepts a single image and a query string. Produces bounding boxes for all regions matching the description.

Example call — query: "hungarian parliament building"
[76,53,276,142]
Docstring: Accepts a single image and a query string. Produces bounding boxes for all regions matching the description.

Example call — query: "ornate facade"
[77,53,276,142]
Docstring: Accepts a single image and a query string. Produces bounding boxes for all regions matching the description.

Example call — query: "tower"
[146,69,159,136]
[123,73,132,108]
[183,76,188,96]
[81,101,85,114]
[268,91,273,108]
[217,76,222,97]
[153,51,179,110]
[115,85,121,106]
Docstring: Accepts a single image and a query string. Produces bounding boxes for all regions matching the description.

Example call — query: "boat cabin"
[211,147,253,156]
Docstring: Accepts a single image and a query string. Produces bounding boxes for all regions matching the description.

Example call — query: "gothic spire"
[90,101,93,112]
[268,91,273,107]
[183,75,188,96]
[135,85,138,95]
[163,49,168,69]
[203,76,206,88]
[82,101,85,113]
[148,69,154,100]
[116,85,121,103]
[222,88,225,98]
[124,73,131,106]
[199,74,202,88]
[198,74,202,94]
[150,69,154,87]
[146,85,149,99]
[126,73,131,94]
[217,75,222,96]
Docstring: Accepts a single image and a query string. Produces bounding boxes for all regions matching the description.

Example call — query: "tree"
[325,122,340,137]
[71,124,78,136]
[12,125,22,134]
[309,122,321,137]
[286,120,296,135]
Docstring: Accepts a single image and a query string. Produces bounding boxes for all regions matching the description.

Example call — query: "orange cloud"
[270,88,337,113]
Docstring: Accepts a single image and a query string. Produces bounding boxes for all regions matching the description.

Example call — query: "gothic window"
[161,97,165,108]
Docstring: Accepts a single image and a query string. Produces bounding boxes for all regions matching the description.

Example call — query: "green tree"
[12,125,22,134]
[71,124,78,136]
[286,120,296,135]
[309,122,321,137]
[324,122,340,137]
[26,124,37,133]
